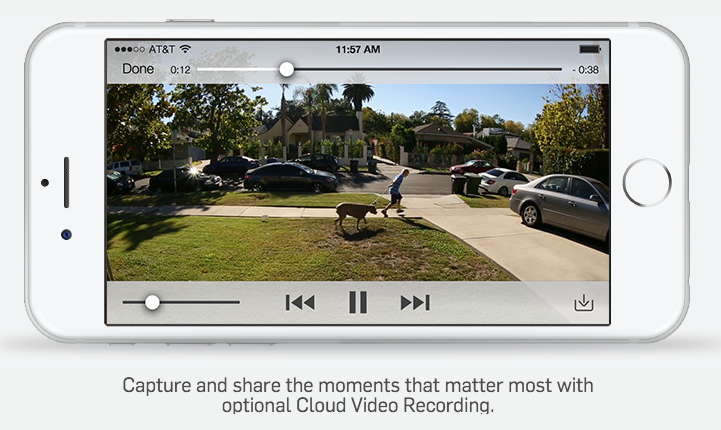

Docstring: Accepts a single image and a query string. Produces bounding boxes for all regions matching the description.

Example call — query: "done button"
[622,158,672,207]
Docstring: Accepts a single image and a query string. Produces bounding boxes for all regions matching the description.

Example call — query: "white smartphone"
[25,22,689,343]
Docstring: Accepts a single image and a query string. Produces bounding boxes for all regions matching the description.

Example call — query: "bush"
[240,140,262,159]
[468,150,496,163]
[377,141,399,163]
[349,139,365,158]
[542,148,610,185]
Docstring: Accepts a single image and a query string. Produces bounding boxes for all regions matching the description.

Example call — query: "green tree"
[314,84,338,141]
[329,98,354,116]
[293,86,317,147]
[342,84,375,136]
[503,120,525,136]
[480,113,505,129]
[342,84,375,112]
[279,83,290,155]
[408,110,428,127]
[454,108,481,133]
[485,135,508,156]
[390,123,416,153]
[171,84,267,162]
[429,100,453,127]
[534,84,604,154]
[362,107,391,136]
[106,84,174,162]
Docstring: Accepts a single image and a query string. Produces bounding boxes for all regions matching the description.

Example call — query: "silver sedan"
[509,174,610,242]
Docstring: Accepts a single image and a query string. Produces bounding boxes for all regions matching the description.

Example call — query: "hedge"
[542,148,610,185]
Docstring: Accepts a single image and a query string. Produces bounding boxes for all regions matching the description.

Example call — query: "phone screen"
[105,39,610,326]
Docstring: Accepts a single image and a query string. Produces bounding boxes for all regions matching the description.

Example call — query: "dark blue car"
[203,156,260,176]
[243,162,338,193]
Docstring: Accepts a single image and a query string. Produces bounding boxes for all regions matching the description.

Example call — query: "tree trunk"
[281,94,289,157]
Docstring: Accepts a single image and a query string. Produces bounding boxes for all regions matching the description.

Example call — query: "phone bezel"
[25,22,689,342]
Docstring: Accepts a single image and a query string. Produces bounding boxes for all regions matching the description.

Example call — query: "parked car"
[243,162,338,193]
[106,170,135,195]
[202,156,259,176]
[108,159,143,177]
[148,166,222,193]
[509,174,610,242]
[293,153,340,173]
[449,159,495,175]
[480,168,529,196]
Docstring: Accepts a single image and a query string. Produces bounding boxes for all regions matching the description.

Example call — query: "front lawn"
[458,193,512,209]
[107,214,512,282]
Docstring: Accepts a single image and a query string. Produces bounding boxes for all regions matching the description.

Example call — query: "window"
[536,176,569,194]
[571,178,597,200]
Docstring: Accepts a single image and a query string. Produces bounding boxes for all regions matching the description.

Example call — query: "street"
[131,159,451,195]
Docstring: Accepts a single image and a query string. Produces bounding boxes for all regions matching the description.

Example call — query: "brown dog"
[334,202,378,231]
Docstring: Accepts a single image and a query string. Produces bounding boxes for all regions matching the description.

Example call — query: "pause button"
[349,291,367,314]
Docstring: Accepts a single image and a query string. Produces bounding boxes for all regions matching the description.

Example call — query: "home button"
[622,158,672,207]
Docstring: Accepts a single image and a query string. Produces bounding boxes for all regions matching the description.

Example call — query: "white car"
[480,168,529,196]
[108,159,143,177]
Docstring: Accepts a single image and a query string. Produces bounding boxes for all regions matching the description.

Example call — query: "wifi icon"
[179,44,191,53]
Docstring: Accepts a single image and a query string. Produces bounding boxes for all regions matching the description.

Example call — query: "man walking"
[381,168,409,217]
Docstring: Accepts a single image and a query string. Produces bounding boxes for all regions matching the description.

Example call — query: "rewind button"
[285,294,315,311]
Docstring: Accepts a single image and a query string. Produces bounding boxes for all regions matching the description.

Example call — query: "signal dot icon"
[179,44,191,53]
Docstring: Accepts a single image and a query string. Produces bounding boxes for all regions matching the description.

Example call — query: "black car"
[106,170,135,195]
[149,166,222,192]
[243,162,338,193]
[202,156,260,176]
[293,153,340,173]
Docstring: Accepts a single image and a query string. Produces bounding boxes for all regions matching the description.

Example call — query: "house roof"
[413,123,494,150]
[413,123,460,136]
[263,115,361,134]
[506,136,532,151]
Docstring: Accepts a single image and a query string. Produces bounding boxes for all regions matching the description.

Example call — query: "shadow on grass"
[463,193,503,200]
[108,190,228,207]
[337,226,386,241]
[107,214,186,251]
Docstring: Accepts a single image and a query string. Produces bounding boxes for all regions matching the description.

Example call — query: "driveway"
[397,203,609,282]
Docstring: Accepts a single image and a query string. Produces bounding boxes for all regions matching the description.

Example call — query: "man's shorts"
[391,192,402,204]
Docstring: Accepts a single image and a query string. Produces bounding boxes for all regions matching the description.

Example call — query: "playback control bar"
[107,281,609,325]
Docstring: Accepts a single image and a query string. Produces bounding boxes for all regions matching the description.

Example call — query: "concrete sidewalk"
[108,194,608,282]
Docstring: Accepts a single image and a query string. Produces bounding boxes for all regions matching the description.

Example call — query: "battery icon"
[580,45,601,54]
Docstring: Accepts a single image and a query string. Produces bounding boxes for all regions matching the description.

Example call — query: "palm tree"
[314,84,338,142]
[342,84,375,136]
[293,86,316,151]
[280,83,289,156]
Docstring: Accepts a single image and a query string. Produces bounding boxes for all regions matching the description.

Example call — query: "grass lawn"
[108,192,389,208]
[107,214,513,282]
[458,193,512,209]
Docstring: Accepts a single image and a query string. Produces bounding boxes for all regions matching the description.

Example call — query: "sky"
[251,83,555,127]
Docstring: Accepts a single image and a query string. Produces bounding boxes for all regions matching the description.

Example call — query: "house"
[257,116,363,144]
[506,135,533,161]
[413,123,493,151]
[478,127,507,138]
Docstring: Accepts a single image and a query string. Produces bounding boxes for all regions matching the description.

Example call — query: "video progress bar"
[294,67,562,72]
[196,67,562,72]
[123,301,240,305]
